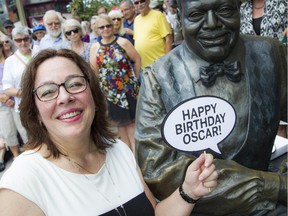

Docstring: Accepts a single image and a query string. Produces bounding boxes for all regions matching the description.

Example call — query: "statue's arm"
[194,159,286,215]
[135,67,196,200]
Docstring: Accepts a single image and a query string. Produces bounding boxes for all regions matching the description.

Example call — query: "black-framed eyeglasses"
[134,0,146,5]
[65,28,79,36]
[98,24,112,30]
[33,75,89,102]
[14,37,30,43]
[112,18,121,22]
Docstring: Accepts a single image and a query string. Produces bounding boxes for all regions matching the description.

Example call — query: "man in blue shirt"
[40,10,69,50]
[120,0,137,44]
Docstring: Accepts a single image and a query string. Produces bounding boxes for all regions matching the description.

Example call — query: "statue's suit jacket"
[135,35,287,215]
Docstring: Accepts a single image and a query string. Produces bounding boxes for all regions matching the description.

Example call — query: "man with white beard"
[40,10,69,50]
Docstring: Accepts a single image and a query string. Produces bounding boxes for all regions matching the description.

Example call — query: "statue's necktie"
[199,61,242,87]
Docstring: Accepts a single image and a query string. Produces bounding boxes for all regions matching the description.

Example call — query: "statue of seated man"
[135,0,287,215]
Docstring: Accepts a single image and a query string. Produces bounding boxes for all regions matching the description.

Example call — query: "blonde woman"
[62,19,92,62]
[2,26,35,158]
[108,9,134,44]
[2,36,15,59]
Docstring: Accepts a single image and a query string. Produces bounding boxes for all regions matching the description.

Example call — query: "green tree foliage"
[67,0,121,21]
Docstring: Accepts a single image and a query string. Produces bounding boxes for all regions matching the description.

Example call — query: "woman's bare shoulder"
[0,188,45,216]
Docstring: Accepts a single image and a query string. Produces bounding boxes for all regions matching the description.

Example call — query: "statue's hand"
[194,159,280,215]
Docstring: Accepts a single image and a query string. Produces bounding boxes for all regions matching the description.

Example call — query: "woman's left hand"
[182,152,218,200]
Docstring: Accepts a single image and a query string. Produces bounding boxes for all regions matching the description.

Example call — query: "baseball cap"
[32,24,46,33]
[3,20,14,28]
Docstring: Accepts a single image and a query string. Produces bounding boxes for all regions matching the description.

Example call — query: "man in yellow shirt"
[133,0,173,69]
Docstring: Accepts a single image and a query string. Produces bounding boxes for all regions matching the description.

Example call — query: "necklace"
[64,155,128,216]
[93,163,128,216]
[64,155,94,174]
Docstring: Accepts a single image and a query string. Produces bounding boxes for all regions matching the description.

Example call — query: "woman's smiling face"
[34,56,95,143]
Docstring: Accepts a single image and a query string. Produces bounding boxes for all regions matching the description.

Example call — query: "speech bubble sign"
[161,96,236,154]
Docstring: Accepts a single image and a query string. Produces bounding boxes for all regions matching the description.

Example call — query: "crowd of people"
[0,0,286,215]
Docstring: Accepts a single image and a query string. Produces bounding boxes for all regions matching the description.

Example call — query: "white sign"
[161,96,236,153]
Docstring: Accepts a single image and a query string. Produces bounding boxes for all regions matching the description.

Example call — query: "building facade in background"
[3,0,71,27]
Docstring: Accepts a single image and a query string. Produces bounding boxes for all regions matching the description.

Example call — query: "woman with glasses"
[62,19,92,62]
[108,10,134,45]
[90,14,141,154]
[1,35,15,59]
[0,49,217,215]
[0,39,15,172]
[40,10,69,50]
[2,25,37,158]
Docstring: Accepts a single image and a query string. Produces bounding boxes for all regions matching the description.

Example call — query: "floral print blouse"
[96,37,139,109]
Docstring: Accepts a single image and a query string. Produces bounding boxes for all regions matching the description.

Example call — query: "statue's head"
[176,0,240,62]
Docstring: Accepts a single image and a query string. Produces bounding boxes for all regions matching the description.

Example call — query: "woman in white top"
[0,40,15,171]
[2,25,36,158]
[1,35,15,59]
[0,49,218,216]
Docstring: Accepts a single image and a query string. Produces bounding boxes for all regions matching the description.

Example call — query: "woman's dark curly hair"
[19,49,116,158]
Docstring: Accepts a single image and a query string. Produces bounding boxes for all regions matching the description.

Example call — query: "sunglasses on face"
[65,28,79,36]
[14,37,30,43]
[134,0,146,5]
[112,18,121,22]
[98,24,112,30]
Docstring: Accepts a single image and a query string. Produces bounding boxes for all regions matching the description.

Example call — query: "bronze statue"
[135,0,287,215]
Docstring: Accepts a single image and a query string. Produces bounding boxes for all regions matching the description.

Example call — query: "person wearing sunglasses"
[1,35,15,59]
[62,19,92,63]
[0,39,16,172]
[90,14,141,154]
[96,10,134,45]
[1,25,37,159]
[133,0,173,69]
[109,10,134,45]
[0,49,217,215]
[40,10,69,50]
